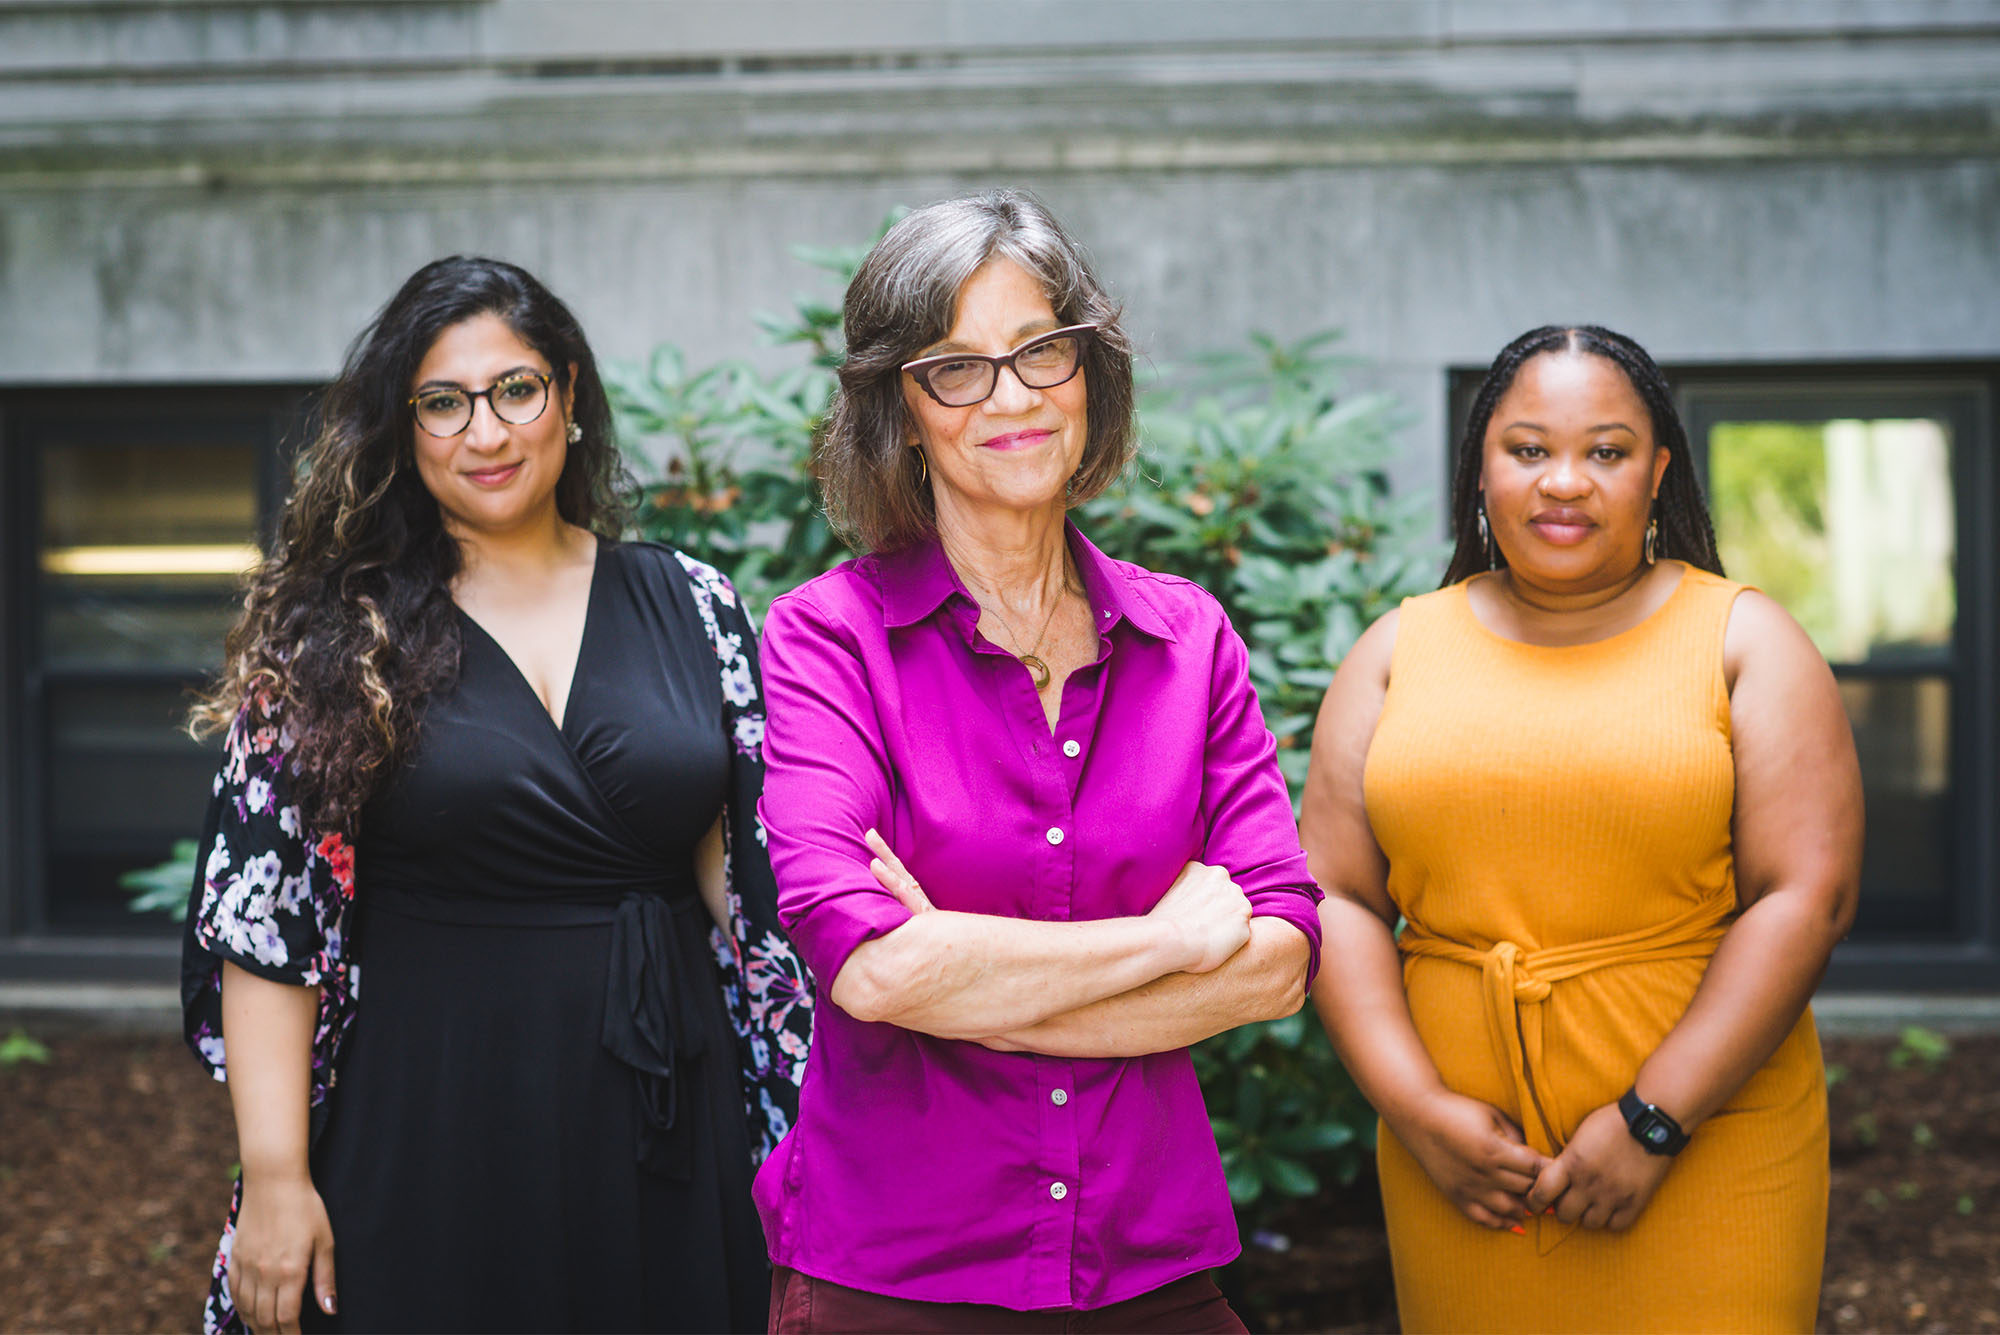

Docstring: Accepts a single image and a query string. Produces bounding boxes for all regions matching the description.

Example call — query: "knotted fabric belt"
[367,881,711,1181]
[1398,899,1732,1253]
[601,892,711,1182]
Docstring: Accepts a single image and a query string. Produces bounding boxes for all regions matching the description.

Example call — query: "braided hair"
[1442,325,1722,587]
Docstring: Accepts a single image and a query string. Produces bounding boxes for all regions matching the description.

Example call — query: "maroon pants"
[768,1266,1247,1334]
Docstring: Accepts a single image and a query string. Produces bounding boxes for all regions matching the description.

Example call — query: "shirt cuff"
[1247,891,1324,990]
[787,889,917,990]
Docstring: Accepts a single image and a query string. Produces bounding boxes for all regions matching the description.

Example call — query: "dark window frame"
[1445,359,2000,992]
[0,383,315,977]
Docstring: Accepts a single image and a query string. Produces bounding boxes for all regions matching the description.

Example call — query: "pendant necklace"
[977,581,1073,692]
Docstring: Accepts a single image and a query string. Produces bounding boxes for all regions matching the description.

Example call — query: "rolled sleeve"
[757,589,916,988]
[1197,614,1325,985]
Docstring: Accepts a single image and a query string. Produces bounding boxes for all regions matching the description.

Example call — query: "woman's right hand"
[1149,861,1253,974]
[1394,1090,1548,1231]
[230,1172,336,1334]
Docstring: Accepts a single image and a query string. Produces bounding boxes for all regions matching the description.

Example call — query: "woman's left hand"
[1525,1102,1676,1231]
[864,828,934,914]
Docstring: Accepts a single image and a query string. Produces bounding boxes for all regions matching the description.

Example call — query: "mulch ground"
[1,1029,1995,1334]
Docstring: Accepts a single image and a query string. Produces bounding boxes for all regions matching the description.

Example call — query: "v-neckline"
[455,537,606,740]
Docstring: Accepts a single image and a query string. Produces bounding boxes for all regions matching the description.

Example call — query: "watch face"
[1630,1107,1683,1153]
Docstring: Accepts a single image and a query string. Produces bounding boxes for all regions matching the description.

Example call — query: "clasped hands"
[1400,1089,1676,1234]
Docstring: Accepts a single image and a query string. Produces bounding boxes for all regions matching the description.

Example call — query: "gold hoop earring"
[1644,516,1659,566]
[915,450,928,484]
[1476,501,1497,568]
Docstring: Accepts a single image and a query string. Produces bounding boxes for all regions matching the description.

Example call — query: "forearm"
[988,918,1309,1058]
[1308,894,1452,1133]
[1634,884,1848,1129]
[831,909,1193,1038]
[220,962,320,1183]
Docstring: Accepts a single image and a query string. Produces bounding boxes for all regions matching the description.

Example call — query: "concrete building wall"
[3,0,1999,979]
[3,0,1998,500]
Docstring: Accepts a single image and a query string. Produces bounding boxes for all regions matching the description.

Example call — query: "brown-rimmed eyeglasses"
[901,325,1098,408]
[407,371,552,438]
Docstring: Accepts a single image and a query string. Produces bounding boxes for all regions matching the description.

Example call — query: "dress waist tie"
[1398,899,1732,1254]
[363,880,711,1181]
[602,892,713,1182]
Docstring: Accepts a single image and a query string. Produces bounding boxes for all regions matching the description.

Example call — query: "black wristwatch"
[1618,1087,1690,1156]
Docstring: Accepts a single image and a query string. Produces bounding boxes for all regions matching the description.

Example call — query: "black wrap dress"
[181,542,814,1335]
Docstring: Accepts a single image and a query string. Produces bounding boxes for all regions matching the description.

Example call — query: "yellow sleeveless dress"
[1363,567,1828,1334]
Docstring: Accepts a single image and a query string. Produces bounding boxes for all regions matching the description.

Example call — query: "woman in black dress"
[179,256,811,1335]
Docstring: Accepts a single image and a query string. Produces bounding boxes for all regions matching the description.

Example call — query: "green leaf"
[1262,1153,1320,1198]
[0,1030,51,1067]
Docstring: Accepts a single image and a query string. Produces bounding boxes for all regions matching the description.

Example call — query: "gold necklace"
[981,590,1068,691]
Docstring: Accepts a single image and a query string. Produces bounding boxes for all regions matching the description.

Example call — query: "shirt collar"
[876,521,1177,643]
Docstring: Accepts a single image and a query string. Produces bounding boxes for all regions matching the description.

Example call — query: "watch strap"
[1618,1086,1689,1156]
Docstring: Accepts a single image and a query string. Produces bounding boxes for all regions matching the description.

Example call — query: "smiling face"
[901,257,1089,532]
[1481,350,1670,590]
[409,311,573,540]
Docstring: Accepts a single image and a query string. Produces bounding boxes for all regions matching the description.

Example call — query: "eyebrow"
[413,364,541,391]
[1497,419,1639,436]
[918,319,1062,359]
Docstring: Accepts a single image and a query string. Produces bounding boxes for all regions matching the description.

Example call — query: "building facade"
[3,0,1998,986]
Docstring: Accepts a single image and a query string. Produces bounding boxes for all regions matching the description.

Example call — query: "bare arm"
[980,917,1309,1057]
[831,833,1252,1038]
[1529,591,1864,1227]
[1638,591,1862,1118]
[1302,610,1549,1230]
[693,814,727,933]
[220,963,336,1333]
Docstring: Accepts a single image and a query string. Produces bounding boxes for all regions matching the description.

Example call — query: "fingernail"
[1509,1224,1526,1235]
[323,1294,337,1314]
[1545,1207,1556,1215]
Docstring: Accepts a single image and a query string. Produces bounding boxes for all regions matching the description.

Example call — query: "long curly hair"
[191,256,629,835]
[1442,324,1722,586]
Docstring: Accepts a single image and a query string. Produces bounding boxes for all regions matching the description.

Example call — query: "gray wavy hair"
[814,189,1136,553]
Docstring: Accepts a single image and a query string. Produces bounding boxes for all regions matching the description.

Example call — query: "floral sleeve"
[676,552,814,1163]
[178,693,358,1107]
[178,694,359,1334]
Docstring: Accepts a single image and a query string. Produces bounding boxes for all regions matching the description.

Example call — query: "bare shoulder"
[1339,605,1400,690]
[1721,587,1827,694]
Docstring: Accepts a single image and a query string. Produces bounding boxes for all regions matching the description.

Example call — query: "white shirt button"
[1062,740,1081,758]
[1051,1088,1069,1106]
[1046,827,1064,846]
[1049,1181,1068,1201]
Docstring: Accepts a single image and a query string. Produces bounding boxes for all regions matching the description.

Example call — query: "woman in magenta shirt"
[753,189,1323,1333]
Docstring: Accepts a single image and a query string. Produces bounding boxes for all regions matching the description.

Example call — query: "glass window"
[1686,383,1986,942]
[1708,418,1954,665]
[39,440,261,672]
[6,390,311,934]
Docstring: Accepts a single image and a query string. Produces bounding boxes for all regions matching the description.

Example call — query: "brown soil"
[0,1031,1994,1334]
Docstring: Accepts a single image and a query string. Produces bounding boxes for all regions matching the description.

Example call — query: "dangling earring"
[1476,501,1497,567]
[1644,515,1659,566]
[566,420,582,445]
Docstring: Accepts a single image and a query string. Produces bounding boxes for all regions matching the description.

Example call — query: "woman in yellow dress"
[1301,325,1863,1333]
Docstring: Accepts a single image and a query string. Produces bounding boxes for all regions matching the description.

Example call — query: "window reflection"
[1708,418,1955,664]
[38,441,258,672]
[1838,677,1955,925]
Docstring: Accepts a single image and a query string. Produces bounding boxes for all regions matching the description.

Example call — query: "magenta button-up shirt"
[752,524,1322,1312]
